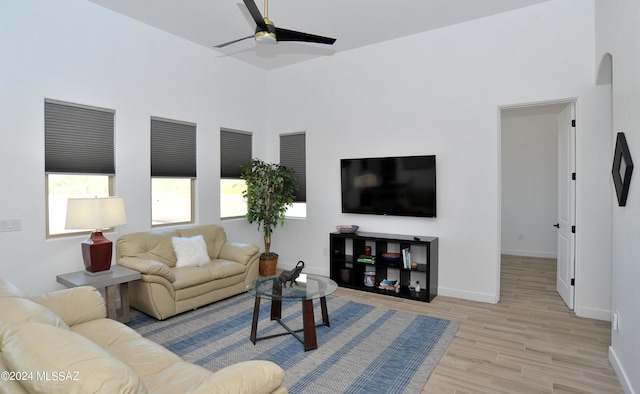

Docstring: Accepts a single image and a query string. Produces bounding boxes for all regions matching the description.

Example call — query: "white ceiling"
[88,0,550,71]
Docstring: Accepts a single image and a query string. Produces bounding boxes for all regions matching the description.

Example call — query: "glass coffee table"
[247,274,338,351]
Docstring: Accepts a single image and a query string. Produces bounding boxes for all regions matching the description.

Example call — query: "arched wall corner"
[596,53,613,86]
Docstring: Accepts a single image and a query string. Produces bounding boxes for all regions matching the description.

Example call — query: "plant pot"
[259,255,278,276]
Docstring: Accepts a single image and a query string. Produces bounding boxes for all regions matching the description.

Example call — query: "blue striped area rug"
[127,293,458,394]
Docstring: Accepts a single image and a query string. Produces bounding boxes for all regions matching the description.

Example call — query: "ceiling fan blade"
[214,35,254,48]
[275,27,336,45]
[243,0,267,30]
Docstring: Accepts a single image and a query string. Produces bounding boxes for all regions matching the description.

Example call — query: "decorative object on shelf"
[411,261,419,270]
[339,268,352,283]
[364,245,372,256]
[278,260,305,287]
[241,158,298,276]
[381,252,401,267]
[378,279,397,291]
[364,271,376,287]
[415,281,421,292]
[336,225,359,233]
[65,196,127,275]
[357,255,375,264]
[612,132,634,206]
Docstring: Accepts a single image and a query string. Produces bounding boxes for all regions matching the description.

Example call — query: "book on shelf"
[402,248,412,269]
[357,255,375,264]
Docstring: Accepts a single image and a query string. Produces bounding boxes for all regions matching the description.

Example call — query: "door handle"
[553,223,560,228]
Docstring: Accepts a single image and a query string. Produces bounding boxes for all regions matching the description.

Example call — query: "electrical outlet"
[612,312,620,331]
[0,219,22,232]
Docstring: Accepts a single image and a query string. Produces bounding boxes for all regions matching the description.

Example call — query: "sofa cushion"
[191,360,286,394]
[219,242,261,265]
[71,318,142,348]
[31,286,106,327]
[102,336,183,378]
[117,228,179,267]
[0,297,69,339]
[2,322,147,393]
[171,267,215,290]
[141,361,215,393]
[0,279,28,298]
[172,235,210,268]
[118,257,176,282]
[178,225,227,260]
[203,259,247,279]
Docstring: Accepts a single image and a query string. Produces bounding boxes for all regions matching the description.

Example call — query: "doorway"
[500,101,576,310]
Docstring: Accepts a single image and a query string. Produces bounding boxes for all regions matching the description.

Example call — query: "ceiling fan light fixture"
[212,0,336,49]
[255,31,277,44]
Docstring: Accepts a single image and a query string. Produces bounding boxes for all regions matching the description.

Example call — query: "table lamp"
[65,196,127,275]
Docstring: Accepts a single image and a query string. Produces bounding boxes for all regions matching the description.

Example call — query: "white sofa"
[0,279,286,394]
[116,224,260,320]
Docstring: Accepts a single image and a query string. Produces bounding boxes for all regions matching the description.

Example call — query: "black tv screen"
[341,155,436,218]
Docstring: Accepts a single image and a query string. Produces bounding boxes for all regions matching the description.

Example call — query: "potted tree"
[240,158,298,276]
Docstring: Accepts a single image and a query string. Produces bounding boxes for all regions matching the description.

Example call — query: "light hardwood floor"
[332,255,624,393]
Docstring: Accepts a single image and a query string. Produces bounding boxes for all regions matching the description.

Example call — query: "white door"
[556,104,576,309]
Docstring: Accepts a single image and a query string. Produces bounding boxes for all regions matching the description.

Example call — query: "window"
[45,99,115,237]
[151,117,196,226]
[280,132,306,217]
[220,129,252,219]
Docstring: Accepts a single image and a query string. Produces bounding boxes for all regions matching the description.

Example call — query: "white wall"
[596,1,640,393]
[501,110,559,258]
[0,0,267,294]
[267,0,613,314]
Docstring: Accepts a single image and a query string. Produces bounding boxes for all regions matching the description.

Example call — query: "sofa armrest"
[219,242,260,265]
[118,257,176,282]
[191,360,285,394]
[31,286,106,327]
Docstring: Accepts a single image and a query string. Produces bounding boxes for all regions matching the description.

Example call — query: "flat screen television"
[341,155,436,218]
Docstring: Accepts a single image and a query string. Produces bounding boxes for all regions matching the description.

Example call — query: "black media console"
[329,231,438,302]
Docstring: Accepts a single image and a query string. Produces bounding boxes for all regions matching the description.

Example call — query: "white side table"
[56,265,141,323]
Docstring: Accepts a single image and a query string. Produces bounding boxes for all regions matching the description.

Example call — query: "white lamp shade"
[65,197,127,230]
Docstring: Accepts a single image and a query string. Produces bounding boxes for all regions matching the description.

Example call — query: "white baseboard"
[278,261,328,277]
[575,306,611,321]
[501,249,557,259]
[609,346,636,394]
[438,287,499,304]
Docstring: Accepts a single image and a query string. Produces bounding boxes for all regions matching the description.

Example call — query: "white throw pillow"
[172,235,210,267]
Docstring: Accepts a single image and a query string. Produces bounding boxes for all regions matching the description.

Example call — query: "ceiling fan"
[215,0,336,48]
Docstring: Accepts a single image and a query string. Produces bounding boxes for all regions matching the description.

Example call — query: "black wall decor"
[612,132,634,206]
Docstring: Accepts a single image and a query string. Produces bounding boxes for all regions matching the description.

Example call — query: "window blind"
[280,132,306,202]
[220,129,252,178]
[44,99,115,174]
[151,117,197,178]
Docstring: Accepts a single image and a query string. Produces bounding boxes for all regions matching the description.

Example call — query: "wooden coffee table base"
[250,296,330,351]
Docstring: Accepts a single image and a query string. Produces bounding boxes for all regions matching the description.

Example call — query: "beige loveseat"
[116,224,260,320]
[0,279,286,394]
